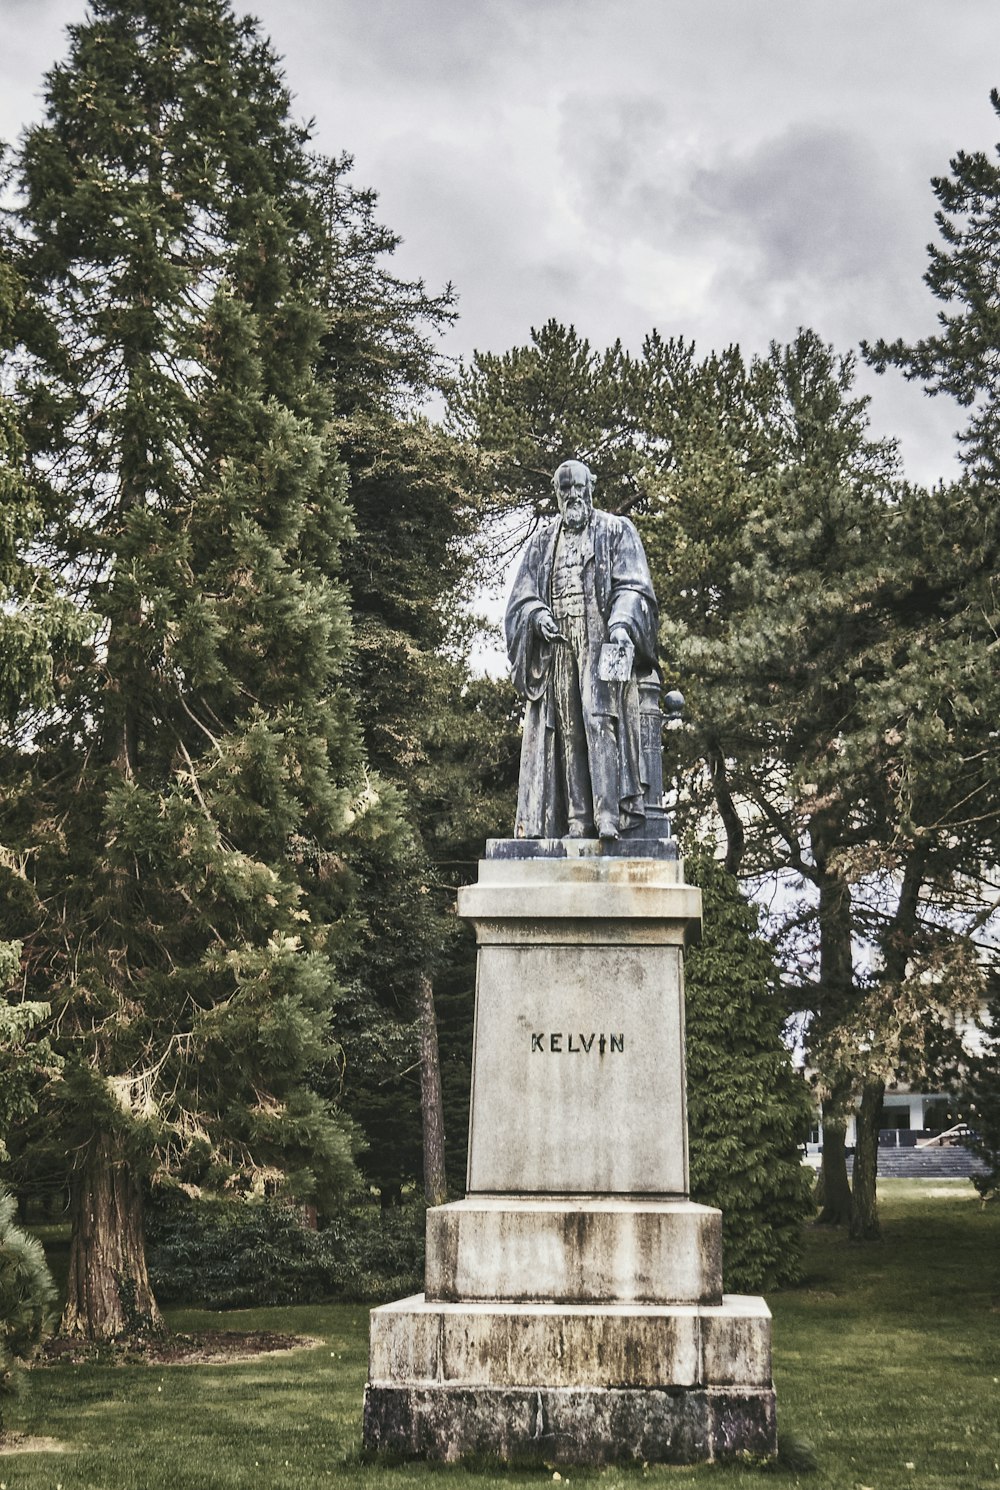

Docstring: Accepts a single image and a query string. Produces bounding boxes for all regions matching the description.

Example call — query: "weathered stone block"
[362,1382,777,1464]
[701,1297,774,1386]
[369,1297,707,1389]
[458,858,700,1197]
[425,1196,723,1304]
[361,852,779,1467]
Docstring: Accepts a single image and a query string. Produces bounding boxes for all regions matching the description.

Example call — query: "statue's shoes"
[597,818,620,840]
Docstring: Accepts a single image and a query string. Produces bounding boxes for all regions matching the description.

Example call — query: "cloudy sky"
[4,0,1000,490]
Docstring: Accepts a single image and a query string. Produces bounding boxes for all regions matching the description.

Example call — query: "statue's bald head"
[553,459,595,498]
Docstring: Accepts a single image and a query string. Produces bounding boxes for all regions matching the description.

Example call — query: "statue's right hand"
[536,612,563,643]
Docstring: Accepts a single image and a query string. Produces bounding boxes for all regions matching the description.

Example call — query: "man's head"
[553,459,595,534]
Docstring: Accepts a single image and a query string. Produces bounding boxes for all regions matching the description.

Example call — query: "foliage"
[0,1185,56,1428]
[864,86,1000,483]
[302,158,509,1205]
[455,320,1000,1241]
[684,848,814,1291]
[147,1194,424,1308]
[0,0,412,1333]
[964,990,1000,1203]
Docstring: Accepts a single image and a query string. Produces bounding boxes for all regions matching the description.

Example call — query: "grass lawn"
[4,1179,998,1490]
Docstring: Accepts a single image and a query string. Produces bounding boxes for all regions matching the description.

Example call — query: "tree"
[965,986,1000,1203]
[306,158,505,1208]
[2,0,378,1337]
[455,322,1000,1241]
[684,849,814,1289]
[864,87,1000,488]
[0,1186,56,1431]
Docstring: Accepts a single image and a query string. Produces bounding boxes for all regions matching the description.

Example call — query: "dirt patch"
[41,1330,324,1367]
[0,1433,71,1454]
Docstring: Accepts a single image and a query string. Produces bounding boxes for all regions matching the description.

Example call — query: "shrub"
[0,1185,57,1430]
[147,1194,425,1308]
[684,849,815,1291]
[964,990,1000,1204]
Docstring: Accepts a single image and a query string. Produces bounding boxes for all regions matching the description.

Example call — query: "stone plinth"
[459,854,699,1196]
[425,1196,722,1305]
[363,851,778,1465]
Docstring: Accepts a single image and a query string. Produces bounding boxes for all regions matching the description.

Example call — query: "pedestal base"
[364,1295,776,1464]
[426,1197,723,1304]
[362,855,778,1465]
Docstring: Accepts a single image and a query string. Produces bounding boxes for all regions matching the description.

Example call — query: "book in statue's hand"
[598,638,634,682]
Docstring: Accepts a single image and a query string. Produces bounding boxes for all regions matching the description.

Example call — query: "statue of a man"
[505,459,659,840]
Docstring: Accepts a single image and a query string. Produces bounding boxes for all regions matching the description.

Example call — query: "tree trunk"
[61,1130,164,1340]
[705,738,744,876]
[417,973,448,1207]
[850,1078,885,1241]
[815,1106,853,1226]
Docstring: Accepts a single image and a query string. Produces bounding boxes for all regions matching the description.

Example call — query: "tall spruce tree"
[0,233,74,1179]
[3,0,377,1337]
[307,159,497,1206]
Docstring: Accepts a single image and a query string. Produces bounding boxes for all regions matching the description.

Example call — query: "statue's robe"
[505,510,659,838]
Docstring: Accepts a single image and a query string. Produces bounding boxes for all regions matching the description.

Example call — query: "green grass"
[4,1180,999,1489]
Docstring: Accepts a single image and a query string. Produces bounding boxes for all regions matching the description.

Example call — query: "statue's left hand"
[609,626,631,647]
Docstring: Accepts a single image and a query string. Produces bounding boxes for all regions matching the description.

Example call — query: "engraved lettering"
[568,1033,579,1052]
[580,1033,595,1053]
[531,1033,543,1052]
[550,1033,562,1052]
[611,1033,624,1053]
[599,1034,607,1055]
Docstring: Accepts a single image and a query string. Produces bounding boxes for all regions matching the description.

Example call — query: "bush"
[964,990,1000,1204]
[684,849,815,1291]
[0,1185,57,1430]
[147,1194,425,1308]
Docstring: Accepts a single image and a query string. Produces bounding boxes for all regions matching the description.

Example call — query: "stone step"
[425,1197,723,1306]
[848,1148,986,1179]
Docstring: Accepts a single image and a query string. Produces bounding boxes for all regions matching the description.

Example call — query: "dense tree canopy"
[456,319,1000,1239]
[0,0,388,1337]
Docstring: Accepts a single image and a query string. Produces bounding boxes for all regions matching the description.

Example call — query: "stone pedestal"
[363,849,777,1465]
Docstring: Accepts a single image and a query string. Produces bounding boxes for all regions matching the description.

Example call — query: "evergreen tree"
[864,87,1000,487]
[684,850,814,1290]
[2,0,374,1338]
[965,987,1000,1203]
[0,1186,56,1430]
[308,159,498,1205]
[455,323,1000,1242]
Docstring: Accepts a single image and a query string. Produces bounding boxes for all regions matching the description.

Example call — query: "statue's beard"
[562,503,591,533]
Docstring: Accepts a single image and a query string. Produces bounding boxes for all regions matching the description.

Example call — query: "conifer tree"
[309,160,492,1205]
[684,850,813,1290]
[864,86,1000,488]
[455,323,1000,1242]
[3,0,373,1338]
[0,1186,56,1429]
[965,988,1000,1203]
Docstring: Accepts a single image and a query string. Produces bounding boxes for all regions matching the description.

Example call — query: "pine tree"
[3,0,371,1338]
[864,87,1000,486]
[455,322,1000,1243]
[308,160,495,1206]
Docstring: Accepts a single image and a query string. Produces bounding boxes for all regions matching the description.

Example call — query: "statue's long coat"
[505,510,659,838]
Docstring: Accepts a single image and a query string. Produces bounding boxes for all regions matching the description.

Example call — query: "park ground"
[2,1179,998,1490]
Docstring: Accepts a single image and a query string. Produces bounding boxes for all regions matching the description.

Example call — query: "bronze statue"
[505,460,661,840]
